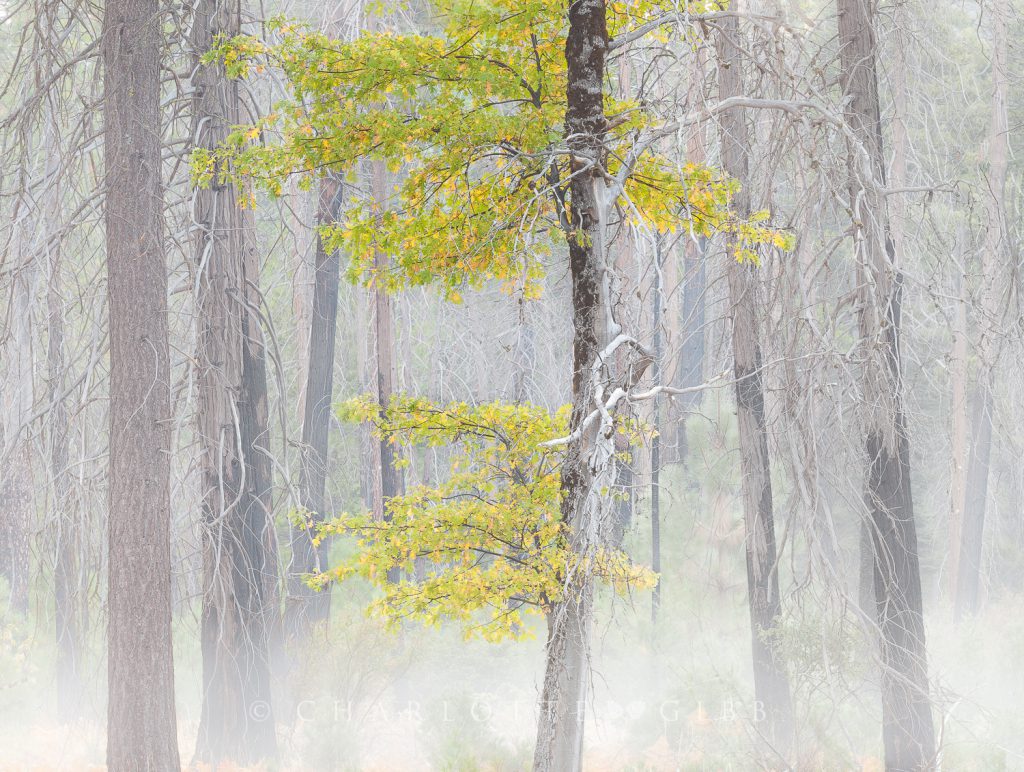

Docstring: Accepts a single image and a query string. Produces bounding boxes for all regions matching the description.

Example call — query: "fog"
[0,0,1022,769]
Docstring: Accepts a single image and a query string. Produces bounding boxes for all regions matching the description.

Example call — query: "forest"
[0,0,1021,769]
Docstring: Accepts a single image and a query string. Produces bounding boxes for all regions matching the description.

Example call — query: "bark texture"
[838,0,935,767]
[103,0,181,762]
[716,12,793,749]
[534,2,608,769]
[191,0,279,762]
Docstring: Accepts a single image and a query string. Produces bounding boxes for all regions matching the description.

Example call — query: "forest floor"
[2,463,1023,770]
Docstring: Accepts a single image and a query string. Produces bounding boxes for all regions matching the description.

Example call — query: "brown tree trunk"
[534,2,608,768]
[955,0,1008,621]
[191,0,278,762]
[286,176,343,635]
[716,11,794,750]
[103,0,181,762]
[837,0,935,767]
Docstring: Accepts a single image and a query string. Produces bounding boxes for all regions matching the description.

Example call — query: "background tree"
[838,0,936,765]
[190,0,279,763]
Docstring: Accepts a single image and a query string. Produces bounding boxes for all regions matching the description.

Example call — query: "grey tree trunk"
[651,240,663,624]
[47,236,82,722]
[103,0,181,762]
[837,0,936,767]
[716,12,794,750]
[370,161,404,584]
[191,0,279,762]
[955,0,1008,621]
[286,176,343,635]
[0,263,34,616]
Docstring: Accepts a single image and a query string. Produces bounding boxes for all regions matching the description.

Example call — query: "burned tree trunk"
[103,0,181,761]
[716,12,793,750]
[191,0,278,762]
[838,0,935,767]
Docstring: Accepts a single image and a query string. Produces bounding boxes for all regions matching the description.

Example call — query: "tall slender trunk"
[651,239,663,624]
[0,262,34,616]
[103,0,181,762]
[286,176,343,635]
[534,2,609,769]
[370,161,404,583]
[837,0,935,767]
[955,0,1008,620]
[47,233,82,722]
[948,248,969,599]
[191,0,278,762]
[716,11,793,749]
[668,49,709,465]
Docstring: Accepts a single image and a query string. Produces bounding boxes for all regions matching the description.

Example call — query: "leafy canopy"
[306,395,655,641]
[195,0,792,640]
[192,0,792,300]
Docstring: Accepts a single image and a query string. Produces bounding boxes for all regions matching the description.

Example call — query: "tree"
[190,0,279,762]
[837,0,935,766]
[286,175,343,635]
[193,2,788,766]
[955,0,1009,621]
[103,0,181,762]
[716,9,793,749]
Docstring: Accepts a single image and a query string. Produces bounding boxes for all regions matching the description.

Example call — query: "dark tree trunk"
[286,176,343,636]
[191,0,278,763]
[534,2,608,769]
[838,0,936,767]
[103,0,181,762]
[716,12,793,749]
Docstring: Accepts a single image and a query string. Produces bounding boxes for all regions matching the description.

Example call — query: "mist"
[1,0,1022,769]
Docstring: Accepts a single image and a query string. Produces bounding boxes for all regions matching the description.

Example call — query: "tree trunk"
[837,0,935,767]
[103,0,181,762]
[286,176,343,636]
[534,2,608,769]
[948,251,968,599]
[716,12,794,750]
[0,262,34,616]
[651,239,663,624]
[371,161,404,583]
[191,0,278,762]
[955,0,1008,621]
[47,235,82,722]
